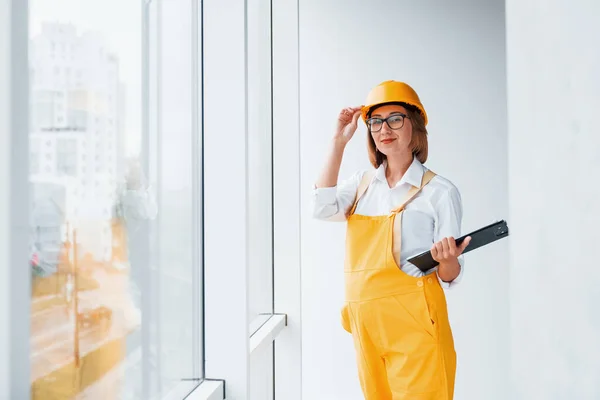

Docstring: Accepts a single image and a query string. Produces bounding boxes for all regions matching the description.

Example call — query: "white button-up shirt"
[312,157,464,289]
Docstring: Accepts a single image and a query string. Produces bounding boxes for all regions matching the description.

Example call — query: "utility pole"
[73,228,80,368]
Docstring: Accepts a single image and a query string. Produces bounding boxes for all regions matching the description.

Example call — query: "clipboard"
[407,220,509,272]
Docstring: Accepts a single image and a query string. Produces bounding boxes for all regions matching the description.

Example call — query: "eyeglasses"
[366,113,409,132]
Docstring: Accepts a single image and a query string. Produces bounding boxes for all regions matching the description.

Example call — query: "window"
[248,0,274,332]
[28,0,203,398]
[247,1,276,398]
[146,0,204,393]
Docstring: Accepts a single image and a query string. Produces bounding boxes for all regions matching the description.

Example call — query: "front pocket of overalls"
[390,292,436,340]
[421,290,438,338]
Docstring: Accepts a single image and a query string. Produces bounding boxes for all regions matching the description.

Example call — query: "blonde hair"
[366,103,428,168]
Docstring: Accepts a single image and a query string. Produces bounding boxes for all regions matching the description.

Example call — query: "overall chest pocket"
[344,215,392,272]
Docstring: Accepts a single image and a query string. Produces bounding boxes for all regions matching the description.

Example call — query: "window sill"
[249,313,287,354]
[184,379,225,400]
[249,313,272,336]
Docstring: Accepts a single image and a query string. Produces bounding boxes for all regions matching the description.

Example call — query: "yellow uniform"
[341,169,456,400]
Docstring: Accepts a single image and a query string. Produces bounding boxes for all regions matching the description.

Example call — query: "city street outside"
[30,265,141,398]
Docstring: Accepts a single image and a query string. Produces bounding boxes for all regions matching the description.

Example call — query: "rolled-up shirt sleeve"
[312,171,363,222]
[434,185,465,289]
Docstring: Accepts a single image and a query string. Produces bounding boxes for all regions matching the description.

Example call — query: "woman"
[313,80,470,400]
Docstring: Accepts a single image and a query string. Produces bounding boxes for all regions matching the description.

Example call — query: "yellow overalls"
[341,169,456,400]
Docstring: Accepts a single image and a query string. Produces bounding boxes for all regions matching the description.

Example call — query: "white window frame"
[246,0,276,341]
[271,0,302,397]
[199,0,296,397]
[201,0,250,396]
[188,0,300,397]
[1,0,31,399]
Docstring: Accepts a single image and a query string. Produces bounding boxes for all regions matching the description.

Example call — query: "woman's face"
[367,104,412,158]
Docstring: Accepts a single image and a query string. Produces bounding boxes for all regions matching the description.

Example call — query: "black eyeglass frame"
[366,113,410,132]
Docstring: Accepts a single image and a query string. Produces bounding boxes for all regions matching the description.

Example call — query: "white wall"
[506,1,600,398]
[299,0,508,399]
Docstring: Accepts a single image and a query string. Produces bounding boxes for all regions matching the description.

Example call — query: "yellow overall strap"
[391,169,436,263]
[348,170,376,216]
[391,169,436,214]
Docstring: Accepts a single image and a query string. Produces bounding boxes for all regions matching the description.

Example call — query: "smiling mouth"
[381,138,396,144]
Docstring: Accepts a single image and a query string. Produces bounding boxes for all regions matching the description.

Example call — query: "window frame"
[271,0,302,398]
[191,0,296,397]
[201,0,251,397]
[2,0,32,399]
[246,0,275,336]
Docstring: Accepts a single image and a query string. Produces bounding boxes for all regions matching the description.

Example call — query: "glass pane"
[247,0,274,330]
[28,0,202,398]
[154,0,197,393]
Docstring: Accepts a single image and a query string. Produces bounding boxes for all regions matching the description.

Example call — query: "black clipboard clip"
[407,220,509,272]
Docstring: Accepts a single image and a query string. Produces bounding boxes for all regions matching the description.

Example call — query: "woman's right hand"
[315,106,362,188]
[334,106,363,147]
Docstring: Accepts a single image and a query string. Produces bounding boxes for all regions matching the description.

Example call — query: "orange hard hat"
[361,80,428,125]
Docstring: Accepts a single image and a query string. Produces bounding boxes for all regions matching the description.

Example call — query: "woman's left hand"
[431,236,471,282]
